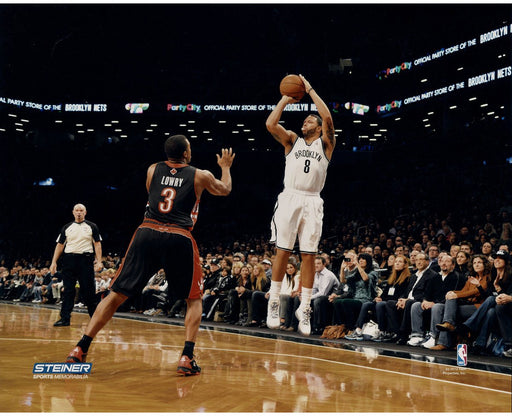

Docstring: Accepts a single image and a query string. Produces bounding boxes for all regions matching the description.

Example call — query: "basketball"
[279,74,305,100]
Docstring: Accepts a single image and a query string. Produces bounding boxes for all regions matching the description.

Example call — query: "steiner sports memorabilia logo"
[456,344,467,366]
[32,362,92,379]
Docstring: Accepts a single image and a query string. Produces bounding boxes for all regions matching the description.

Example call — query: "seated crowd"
[1,212,511,359]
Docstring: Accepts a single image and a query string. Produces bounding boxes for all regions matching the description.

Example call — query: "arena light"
[179,124,187,127]
[487,111,495,115]
[449,105,457,109]
[104,123,112,127]
[353,120,361,123]
[248,138,255,141]
[20,119,29,123]
[55,120,63,123]
[218,120,226,124]
[131,120,138,124]
[203,130,210,134]
[111,120,119,124]
[457,67,464,71]
[207,138,213,141]
[428,111,434,115]
[421,79,428,83]
[146,129,153,132]
[469,97,477,101]
[188,120,196,124]
[8,114,17,117]
[114,129,122,132]
[150,124,158,127]
[395,117,401,121]
[480,103,488,107]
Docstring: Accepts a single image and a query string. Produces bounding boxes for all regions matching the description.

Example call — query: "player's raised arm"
[266,95,298,151]
[198,148,235,196]
[299,74,336,154]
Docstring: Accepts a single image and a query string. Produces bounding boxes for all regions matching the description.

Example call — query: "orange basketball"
[279,74,305,100]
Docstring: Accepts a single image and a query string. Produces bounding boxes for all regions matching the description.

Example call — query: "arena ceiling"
[0,3,510,151]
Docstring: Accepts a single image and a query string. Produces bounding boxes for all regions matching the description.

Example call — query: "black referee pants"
[60,253,98,321]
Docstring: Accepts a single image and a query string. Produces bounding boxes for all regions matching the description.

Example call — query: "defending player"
[65,135,235,375]
[266,74,335,335]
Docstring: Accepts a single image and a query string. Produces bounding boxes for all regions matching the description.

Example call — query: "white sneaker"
[295,306,312,336]
[421,336,436,349]
[266,298,280,329]
[407,336,424,347]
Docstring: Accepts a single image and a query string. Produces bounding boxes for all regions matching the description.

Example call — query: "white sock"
[300,288,312,309]
[269,281,282,300]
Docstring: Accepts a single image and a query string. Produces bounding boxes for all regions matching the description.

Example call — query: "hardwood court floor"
[0,303,510,412]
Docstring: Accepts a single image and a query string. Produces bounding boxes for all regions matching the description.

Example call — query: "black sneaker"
[54,319,70,327]
[177,355,201,376]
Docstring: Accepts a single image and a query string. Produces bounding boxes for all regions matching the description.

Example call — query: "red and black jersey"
[145,161,199,230]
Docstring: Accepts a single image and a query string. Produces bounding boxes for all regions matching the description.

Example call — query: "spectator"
[459,250,512,355]
[424,255,467,349]
[454,250,471,278]
[244,263,271,327]
[378,255,412,343]
[331,252,376,335]
[427,245,441,272]
[432,254,491,350]
[280,259,301,330]
[142,269,168,316]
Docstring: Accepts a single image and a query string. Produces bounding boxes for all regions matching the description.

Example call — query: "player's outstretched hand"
[299,74,312,94]
[216,147,235,169]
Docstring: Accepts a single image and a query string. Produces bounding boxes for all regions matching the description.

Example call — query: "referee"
[50,203,103,327]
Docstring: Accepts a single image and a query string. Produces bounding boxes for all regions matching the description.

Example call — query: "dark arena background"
[0,4,511,262]
[0,3,512,413]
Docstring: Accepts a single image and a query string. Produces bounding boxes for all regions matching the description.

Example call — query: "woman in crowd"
[346,254,410,340]
[331,252,379,332]
[454,250,471,278]
[432,254,491,350]
[224,265,252,325]
[374,254,412,342]
[459,250,512,355]
[243,263,271,327]
[279,259,301,330]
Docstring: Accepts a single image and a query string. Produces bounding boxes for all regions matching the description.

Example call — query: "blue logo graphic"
[456,344,467,366]
[33,363,92,374]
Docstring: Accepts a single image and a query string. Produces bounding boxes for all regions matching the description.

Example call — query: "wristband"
[307,87,314,94]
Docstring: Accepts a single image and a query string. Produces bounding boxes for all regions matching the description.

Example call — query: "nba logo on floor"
[457,344,467,366]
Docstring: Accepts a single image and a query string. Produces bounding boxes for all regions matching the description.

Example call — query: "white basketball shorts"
[270,189,324,254]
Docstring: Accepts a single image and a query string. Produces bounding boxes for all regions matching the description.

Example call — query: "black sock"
[77,335,93,353]
[182,341,195,359]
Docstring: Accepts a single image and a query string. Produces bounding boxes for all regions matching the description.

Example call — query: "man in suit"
[386,252,438,344]
[421,254,467,348]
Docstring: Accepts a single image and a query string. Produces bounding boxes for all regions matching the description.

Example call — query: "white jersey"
[283,137,329,194]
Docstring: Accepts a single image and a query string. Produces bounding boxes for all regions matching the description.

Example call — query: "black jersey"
[145,161,199,230]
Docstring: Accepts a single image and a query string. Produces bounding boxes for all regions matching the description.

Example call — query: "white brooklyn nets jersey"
[283,137,329,193]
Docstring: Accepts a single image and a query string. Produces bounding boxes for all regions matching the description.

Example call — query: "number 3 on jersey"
[159,187,176,213]
[304,159,311,173]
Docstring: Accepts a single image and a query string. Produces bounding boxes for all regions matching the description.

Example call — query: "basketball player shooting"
[266,74,336,335]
